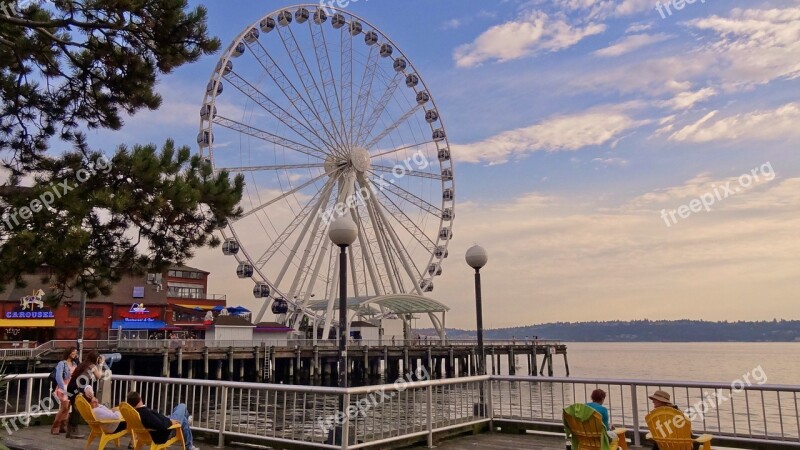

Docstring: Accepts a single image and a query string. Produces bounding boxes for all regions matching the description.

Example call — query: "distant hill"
[431,320,800,342]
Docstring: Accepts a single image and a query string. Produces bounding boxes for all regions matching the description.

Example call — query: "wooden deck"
[423,432,567,449]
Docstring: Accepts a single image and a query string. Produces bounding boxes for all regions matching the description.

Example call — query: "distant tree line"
[439,319,800,342]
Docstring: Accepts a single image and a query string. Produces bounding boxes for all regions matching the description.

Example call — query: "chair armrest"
[168,423,181,430]
[96,419,124,424]
[645,432,653,440]
[614,428,628,435]
[694,434,713,443]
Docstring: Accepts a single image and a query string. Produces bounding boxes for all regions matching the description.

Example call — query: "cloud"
[626,22,653,33]
[669,102,800,142]
[441,18,462,30]
[594,33,671,57]
[453,105,649,164]
[453,10,606,67]
[660,87,717,110]
[555,0,659,20]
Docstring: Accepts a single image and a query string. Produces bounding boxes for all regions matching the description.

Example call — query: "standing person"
[51,347,79,434]
[126,391,199,450]
[65,351,105,439]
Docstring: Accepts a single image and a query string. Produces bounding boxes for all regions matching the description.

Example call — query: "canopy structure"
[307,294,449,340]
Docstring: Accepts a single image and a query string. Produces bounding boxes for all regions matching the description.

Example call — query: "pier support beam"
[161,350,169,377]
[227,348,234,381]
[176,347,183,378]
[531,346,537,376]
[203,347,209,379]
[383,346,389,381]
[563,352,570,377]
[509,347,516,376]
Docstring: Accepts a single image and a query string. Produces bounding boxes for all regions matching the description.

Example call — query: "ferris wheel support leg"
[357,175,399,293]
[351,206,383,297]
[363,181,424,296]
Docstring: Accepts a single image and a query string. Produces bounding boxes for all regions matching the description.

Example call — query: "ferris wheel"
[198,4,454,333]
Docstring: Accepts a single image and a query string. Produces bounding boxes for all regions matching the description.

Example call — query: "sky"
[42,0,800,328]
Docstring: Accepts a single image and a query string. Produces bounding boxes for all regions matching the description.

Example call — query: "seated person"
[84,386,126,434]
[586,388,617,440]
[648,390,698,450]
[126,391,199,450]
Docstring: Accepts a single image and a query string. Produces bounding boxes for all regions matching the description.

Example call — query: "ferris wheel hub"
[349,147,371,173]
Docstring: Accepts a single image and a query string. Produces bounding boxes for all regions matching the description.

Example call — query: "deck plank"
[423,433,566,450]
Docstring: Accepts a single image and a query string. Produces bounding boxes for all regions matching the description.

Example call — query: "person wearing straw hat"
[648,390,699,450]
[649,390,678,409]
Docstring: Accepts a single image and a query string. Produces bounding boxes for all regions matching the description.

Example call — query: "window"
[168,270,203,279]
[167,286,205,299]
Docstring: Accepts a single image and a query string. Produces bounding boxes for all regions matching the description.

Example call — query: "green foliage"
[0,1,244,303]
[0,0,220,173]
[1,138,244,302]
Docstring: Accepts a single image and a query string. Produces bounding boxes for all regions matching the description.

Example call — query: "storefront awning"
[174,304,215,311]
[111,320,168,330]
[0,319,55,328]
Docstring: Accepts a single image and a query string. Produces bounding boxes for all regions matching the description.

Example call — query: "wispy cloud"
[453,10,606,67]
[670,102,800,143]
[594,32,672,57]
[453,104,648,164]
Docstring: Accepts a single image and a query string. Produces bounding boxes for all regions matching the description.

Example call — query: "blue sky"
[80,0,799,328]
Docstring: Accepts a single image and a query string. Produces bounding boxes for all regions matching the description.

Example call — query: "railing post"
[487,377,494,423]
[217,386,228,449]
[342,392,350,450]
[630,383,641,447]
[427,384,433,448]
[24,377,34,417]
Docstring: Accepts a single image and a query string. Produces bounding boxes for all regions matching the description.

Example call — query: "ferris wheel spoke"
[254,177,336,269]
[224,70,335,154]
[354,73,402,148]
[310,21,350,148]
[236,169,334,221]
[358,174,400,293]
[371,140,436,160]
[218,163,325,173]
[340,27,354,148]
[291,229,333,329]
[364,104,425,150]
[373,188,437,253]
[352,45,380,147]
[367,174,442,216]
[246,40,340,152]
[366,188,423,294]
[213,116,327,160]
[277,25,347,152]
[351,205,385,296]
[370,164,443,180]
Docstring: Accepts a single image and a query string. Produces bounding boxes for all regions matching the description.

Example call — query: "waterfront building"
[0,264,229,344]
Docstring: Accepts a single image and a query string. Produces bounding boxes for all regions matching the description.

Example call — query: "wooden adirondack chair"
[118,402,185,450]
[563,407,628,450]
[74,394,129,450]
[646,406,713,450]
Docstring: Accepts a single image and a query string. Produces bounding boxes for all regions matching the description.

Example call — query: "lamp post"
[466,245,488,416]
[328,216,357,444]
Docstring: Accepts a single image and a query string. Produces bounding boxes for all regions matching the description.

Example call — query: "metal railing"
[0,373,797,448]
[491,375,800,447]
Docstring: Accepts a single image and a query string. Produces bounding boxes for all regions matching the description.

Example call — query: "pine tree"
[0,1,244,302]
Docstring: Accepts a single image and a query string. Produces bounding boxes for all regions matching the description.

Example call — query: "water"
[496,342,800,385]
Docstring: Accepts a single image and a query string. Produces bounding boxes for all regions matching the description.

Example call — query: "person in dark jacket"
[65,351,105,439]
[126,391,198,450]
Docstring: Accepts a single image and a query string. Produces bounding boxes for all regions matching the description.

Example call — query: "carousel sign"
[6,290,54,319]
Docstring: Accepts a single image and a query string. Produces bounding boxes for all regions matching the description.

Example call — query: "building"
[0,265,229,343]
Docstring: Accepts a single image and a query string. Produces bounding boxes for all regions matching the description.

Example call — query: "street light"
[466,244,488,417]
[328,215,357,444]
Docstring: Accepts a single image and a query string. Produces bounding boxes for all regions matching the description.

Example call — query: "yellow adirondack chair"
[563,407,628,450]
[645,406,713,450]
[74,394,129,450]
[119,402,185,450]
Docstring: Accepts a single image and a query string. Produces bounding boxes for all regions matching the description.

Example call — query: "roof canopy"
[307,294,449,315]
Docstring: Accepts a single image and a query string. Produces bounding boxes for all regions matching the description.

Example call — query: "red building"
[0,265,227,343]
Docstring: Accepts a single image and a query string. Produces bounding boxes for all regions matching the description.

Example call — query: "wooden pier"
[9,339,569,383]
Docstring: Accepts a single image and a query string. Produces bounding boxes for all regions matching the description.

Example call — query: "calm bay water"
[554,342,800,384]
